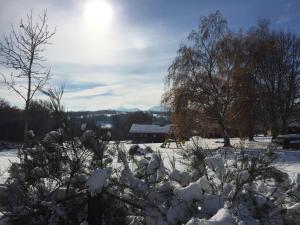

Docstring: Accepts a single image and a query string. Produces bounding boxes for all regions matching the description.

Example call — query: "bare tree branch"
[0,10,55,143]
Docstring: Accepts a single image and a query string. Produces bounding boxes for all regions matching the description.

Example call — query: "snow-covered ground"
[123,136,300,182]
[0,149,18,184]
[273,150,300,181]
[0,136,300,183]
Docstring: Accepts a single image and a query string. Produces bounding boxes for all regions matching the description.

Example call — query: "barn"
[129,123,171,143]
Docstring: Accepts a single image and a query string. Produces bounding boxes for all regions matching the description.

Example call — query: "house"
[129,123,171,143]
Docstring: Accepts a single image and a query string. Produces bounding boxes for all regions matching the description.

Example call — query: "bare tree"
[0,10,55,143]
[249,21,300,137]
[162,11,235,146]
[229,31,264,140]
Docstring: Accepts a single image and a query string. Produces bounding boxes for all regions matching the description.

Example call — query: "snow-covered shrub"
[111,143,300,225]
[3,135,300,225]
[2,91,299,225]
[3,127,114,225]
[178,145,300,225]
[1,89,124,225]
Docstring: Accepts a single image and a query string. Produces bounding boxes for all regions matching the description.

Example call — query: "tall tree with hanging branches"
[162,11,236,146]
[0,10,55,144]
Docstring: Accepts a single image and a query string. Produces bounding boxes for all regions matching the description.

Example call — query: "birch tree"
[162,11,235,146]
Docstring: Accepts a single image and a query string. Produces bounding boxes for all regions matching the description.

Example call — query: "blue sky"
[0,0,300,111]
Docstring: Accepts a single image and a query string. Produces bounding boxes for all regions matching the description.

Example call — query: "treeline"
[69,110,169,140]
[163,11,300,146]
[0,98,59,141]
[66,111,155,140]
[0,98,169,142]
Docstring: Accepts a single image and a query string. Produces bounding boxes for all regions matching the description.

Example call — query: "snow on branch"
[86,168,112,197]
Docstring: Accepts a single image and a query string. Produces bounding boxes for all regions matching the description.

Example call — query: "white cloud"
[61,82,164,111]
[0,0,180,110]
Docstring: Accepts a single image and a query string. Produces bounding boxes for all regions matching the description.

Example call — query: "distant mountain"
[115,107,141,112]
[114,106,169,112]
[148,106,163,112]
[148,106,170,112]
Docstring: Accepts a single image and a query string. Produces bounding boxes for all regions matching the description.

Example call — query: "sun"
[83,0,113,30]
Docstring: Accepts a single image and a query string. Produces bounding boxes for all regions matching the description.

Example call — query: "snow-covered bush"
[3,127,115,225]
[1,89,299,225]
[1,89,123,225]
[3,136,300,225]
[111,144,300,225]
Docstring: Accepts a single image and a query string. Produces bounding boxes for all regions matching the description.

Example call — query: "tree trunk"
[23,100,30,145]
[248,135,254,141]
[271,119,279,139]
[280,118,288,134]
[248,124,254,141]
[88,193,104,225]
[223,132,231,147]
[218,118,231,147]
[24,51,33,145]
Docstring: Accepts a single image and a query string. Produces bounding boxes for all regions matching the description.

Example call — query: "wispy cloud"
[276,15,291,24]
[77,92,115,99]
[64,82,105,92]
[0,0,176,110]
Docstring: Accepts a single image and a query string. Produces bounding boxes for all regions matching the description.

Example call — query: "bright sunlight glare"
[83,0,113,30]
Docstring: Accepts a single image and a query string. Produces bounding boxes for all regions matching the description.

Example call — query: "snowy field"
[0,136,300,183]
[0,149,18,184]
[123,136,300,182]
